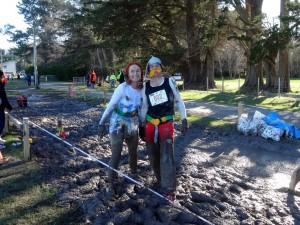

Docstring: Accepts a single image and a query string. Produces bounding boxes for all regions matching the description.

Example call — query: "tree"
[226,0,264,91]
[278,0,290,92]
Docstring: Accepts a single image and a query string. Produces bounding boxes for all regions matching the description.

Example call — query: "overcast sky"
[0,0,281,51]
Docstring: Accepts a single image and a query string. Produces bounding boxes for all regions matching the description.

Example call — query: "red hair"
[124,62,144,85]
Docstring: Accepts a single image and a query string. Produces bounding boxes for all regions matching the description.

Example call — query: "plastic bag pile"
[237,111,300,141]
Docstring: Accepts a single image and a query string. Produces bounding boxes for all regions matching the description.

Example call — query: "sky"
[0,0,281,51]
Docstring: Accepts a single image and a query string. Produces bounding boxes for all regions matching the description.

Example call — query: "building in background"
[2,60,17,77]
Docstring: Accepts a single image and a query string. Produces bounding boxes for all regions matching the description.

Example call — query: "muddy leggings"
[108,131,138,183]
[145,122,176,192]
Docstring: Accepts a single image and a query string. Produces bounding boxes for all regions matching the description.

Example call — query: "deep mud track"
[9,92,300,225]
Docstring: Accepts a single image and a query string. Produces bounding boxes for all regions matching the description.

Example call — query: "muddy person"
[98,62,143,191]
[0,70,12,150]
[141,56,188,201]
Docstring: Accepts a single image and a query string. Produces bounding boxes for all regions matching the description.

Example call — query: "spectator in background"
[0,70,12,149]
[26,73,31,86]
[117,69,125,84]
[110,72,117,88]
[86,72,90,88]
[90,70,97,89]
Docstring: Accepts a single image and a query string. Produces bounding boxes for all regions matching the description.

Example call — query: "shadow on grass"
[183,91,300,112]
[0,163,42,201]
[0,159,84,225]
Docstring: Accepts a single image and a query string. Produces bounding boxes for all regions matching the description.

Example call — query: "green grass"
[214,78,245,92]
[291,78,300,93]
[213,78,300,93]
[1,133,23,160]
[175,113,234,131]
[0,133,81,225]
[5,79,29,90]
[0,161,80,225]
[181,90,300,112]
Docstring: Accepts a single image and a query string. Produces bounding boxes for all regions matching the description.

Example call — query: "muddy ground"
[7,92,300,225]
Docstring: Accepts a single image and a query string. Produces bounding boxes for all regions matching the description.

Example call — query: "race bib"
[149,90,168,106]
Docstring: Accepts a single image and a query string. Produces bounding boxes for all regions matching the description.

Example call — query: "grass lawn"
[174,113,234,132]
[181,90,300,112]
[0,133,81,225]
[6,79,29,90]
[214,78,300,93]
[1,132,23,160]
[291,78,300,93]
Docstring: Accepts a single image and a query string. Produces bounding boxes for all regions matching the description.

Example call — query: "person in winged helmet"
[141,56,188,201]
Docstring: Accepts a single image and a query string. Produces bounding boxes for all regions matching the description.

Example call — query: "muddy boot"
[290,165,300,192]
[160,139,176,200]
[146,142,161,184]
[105,182,116,199]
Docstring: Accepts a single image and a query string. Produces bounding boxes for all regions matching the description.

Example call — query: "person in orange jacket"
[90,70,97,88]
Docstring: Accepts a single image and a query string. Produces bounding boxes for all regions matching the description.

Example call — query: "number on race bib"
[149,90,168,106]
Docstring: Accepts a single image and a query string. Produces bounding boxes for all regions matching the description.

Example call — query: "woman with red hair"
[98,62,143,190]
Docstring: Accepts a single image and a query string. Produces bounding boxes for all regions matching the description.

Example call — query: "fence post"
[206,76,209,92]
[257,77,260,96]
[221,76,224,93]
[182,79,185,91]
[45,75,48,82]
[68,84,75,97]
[238,101,244,120]
[23,118,31,161]
[103,91,106,104]
[278,77,281,97]
[4,112,9,135]
[238,73,241,90]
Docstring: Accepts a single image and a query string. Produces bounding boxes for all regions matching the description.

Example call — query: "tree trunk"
[185,0,214,88]
[240,0,264,91]
[243,61,263,89]
[264,59,277,90]
[278,0,290,92]
[205,49,216,88]
[185,0,203,86]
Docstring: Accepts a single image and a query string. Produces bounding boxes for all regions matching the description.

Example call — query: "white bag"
[261,125,283,142]
[249,111,266,135]
[237,113,251,135]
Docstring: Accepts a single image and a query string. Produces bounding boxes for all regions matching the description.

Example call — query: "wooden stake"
[4,112,9,135]
[222,76,224,93]
[23,118,31,161]
[257,77,260,96]
[206,76,209,92]
[278,77,281,97]
[238,101,244,120]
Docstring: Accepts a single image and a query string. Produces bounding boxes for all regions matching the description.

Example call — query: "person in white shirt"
[98,62,143,188]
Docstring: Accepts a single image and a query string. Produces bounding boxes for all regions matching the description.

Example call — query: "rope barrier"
[28,120,214,225]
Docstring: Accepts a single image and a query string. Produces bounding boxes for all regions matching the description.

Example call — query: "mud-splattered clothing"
[99,82,142,134]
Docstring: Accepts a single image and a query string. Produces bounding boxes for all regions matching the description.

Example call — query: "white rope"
[28,120,214,225]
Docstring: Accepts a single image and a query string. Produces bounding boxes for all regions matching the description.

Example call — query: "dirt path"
[5,90,300,225]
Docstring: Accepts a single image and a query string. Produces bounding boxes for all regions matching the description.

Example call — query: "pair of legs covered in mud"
[145,121,176,193]
[108,126,139,184]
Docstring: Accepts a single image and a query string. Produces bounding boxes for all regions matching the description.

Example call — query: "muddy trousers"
[108,132,138,183]
[146,139,176,192]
